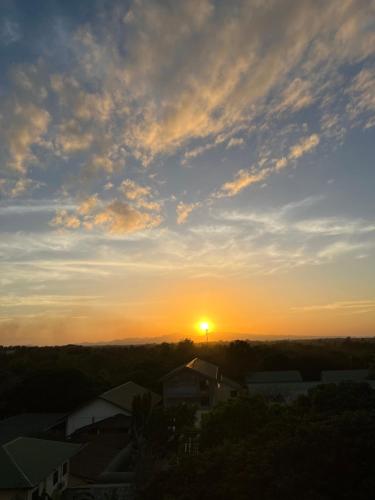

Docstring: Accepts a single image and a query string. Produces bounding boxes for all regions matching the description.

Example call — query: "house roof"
[161,358,220,382]
[74,414,131,435]
[100,381,161,413]
[321,369,369,383]
[69,433,131,481]
[221,376,242,390]
[247,371,303,384]
[0,413,66,445]
[0,437,81,489]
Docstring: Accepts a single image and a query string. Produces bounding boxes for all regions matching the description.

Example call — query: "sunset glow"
[0,0,374,345]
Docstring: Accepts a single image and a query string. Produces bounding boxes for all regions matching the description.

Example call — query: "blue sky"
[0,0,374,344]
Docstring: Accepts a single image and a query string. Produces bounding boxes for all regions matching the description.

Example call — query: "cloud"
[217,169,270,198]
[288,133,320,160]
[226,137,245,149]
[0,101,50,173]
[0,19,21,45]
[120,179,151,200]
[77,195,98,215]
[176,201,200,224]
[346,68,375,129]
[94,200,162,234]
[51,209,81,229]
[274,78,314,114]
[216,133,320,198]
[293,299,375,315]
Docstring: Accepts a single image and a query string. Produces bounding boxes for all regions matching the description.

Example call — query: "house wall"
[66,399,130,436]
[215,382,239,403]
[163,371,217,408]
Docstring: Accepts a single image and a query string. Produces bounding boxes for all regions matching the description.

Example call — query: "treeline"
[1,337,375,415]
[143,383,375,499]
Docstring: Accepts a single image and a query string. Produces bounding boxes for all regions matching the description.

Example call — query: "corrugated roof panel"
[4,437,81,486]
[247,371,303,383]
[321,369,369,383]
[100,381,161,413]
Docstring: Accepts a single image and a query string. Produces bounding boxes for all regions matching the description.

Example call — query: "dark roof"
[221,376,242,390]
[161,358,220,382]
[73,414,131,435]
[247,371,303,384]
[321,369,369,383]
[100,381,161,413]
[69,434,131,481]
[0,413,66,445]
[0,437,81,489]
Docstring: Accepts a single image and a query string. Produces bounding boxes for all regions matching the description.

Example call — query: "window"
[62,462,68,476]
[53,470,59,485]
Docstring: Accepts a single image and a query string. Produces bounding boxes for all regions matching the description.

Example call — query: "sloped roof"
[0,446,30,488]
[0,437,81,489]
[100,381,161,413]
[0,413,66,445]
[161,358,220,382]
[69,433,130,481]
[221,376,242,390]
[321,369,369,383]
[247,371,303,384]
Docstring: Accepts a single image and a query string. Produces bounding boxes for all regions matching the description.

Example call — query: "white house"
[66,381,161,436]
[0,437,81,500]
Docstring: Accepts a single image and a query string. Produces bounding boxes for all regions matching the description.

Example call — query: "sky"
[0,0,374,345]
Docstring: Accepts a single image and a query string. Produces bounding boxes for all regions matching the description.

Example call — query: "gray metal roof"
[161,358,220,382]
[0,413,66,445]
[186,358,219,380]
[100,381,161,413]
[247,371,303,384]
[0,437,81,489]
[321,369,370,383]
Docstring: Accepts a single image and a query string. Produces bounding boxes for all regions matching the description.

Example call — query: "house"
[0,437,81,500]
[161,358,241,409]
[66,381,161,436]
[0,413,66,445]
[247,371,318,401]
[321,369,372,383]
[246,368,375,401]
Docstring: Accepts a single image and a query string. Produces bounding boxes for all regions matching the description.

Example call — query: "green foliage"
[143,383,375,500]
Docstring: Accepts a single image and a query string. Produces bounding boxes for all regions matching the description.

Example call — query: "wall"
[163,370,216,408]
[66,399,131,436]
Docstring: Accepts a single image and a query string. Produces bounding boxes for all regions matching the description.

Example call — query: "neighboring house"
[0,413,66,445]
[0,437,81,500]
[321,369,372,384]
[247,371,318,401]
[247,369,375,401]
[66,382,161,436]
[161,358,241,409]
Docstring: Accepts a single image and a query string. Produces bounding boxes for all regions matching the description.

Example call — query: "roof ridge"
[3,440,33,487]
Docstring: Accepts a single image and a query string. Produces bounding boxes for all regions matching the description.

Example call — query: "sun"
[195,319,214,337]
[199,321,209,332]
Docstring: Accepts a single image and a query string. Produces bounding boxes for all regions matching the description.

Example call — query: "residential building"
[0,437,81,500]
[66,381,161,436]
[0,413,66,445]
[247,368,375,401]
[161,358,241,409]
[247,370,318,401]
